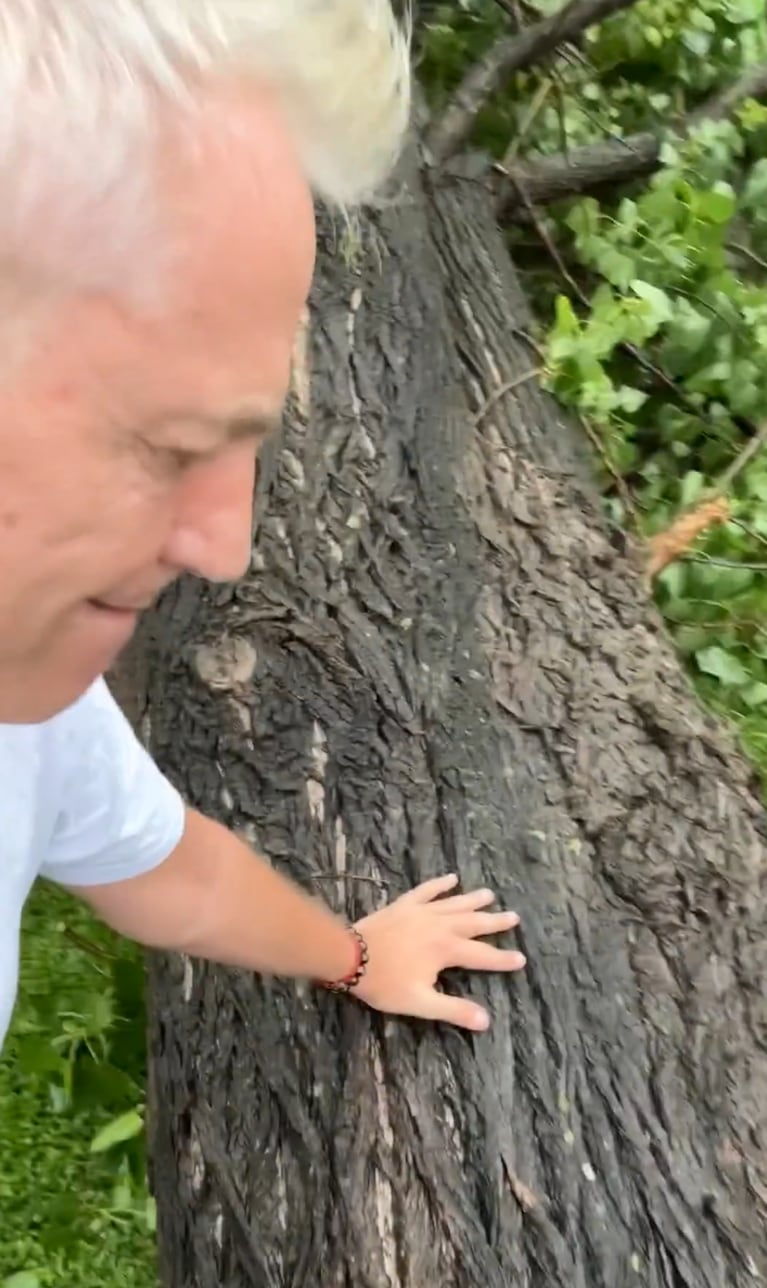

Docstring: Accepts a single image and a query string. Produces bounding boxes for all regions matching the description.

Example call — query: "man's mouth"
[87,598,148,616]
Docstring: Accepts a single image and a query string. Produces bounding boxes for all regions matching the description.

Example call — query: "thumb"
[417,988,491,1033]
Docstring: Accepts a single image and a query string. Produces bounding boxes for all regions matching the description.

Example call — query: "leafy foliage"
[423,0,767,776]
[0,886,154,1287]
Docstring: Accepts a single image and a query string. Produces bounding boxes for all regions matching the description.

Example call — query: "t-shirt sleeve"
[40,678,186,887]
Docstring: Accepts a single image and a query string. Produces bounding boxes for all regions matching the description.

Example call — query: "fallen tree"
[123,4,767,1284]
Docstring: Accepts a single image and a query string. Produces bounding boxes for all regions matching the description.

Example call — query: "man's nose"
[162,440,258,583]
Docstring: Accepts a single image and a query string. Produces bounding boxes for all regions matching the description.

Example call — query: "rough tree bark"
[120,20,767,1285]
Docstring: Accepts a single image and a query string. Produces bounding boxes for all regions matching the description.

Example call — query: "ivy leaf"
[3,1275,43,1288]
[695,645,749,686]
[657,561,686,602]
[725,0,765,22]
[594,247,637,289]
[615,385,648,413]
[680,470,705,506]
[743,160,767,210]
[14,1034,66,1077]
[741,681,767,707]
[90,1107,144,1154]
[630,280,674,327]
[739,100,767,132]
[693,184,737,225]
[566,198,601,243]
[681,29,710,57]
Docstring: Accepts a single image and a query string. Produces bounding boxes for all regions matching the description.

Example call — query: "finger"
[401,873,459,904]
[450,910,520,939]
[448,941,527,973]
[415,987,491,1032]
[433,887,496,915]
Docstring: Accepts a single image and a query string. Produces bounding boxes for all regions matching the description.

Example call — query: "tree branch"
[426,0,640,161]
[689,59,767,125]
[496,59,767,215]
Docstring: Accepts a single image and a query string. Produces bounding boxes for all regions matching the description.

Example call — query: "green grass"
[0,885,157,1288]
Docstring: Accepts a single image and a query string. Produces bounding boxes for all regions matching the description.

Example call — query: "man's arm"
[70,806,357,983]
[69,805,526,1031]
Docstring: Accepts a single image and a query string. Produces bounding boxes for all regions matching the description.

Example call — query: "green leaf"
[743,160,767,210]
[680,470,705,506]
[725,0,764,22]
[695,646,749,687]
[681,28,710,57]
[741,682,767,708]
[566,198,601,243]
[693,562,756,598]
[594,247,636,289]
[615,385,648,413]
[14,1035,66,1077]
[674,626,715,656]
[739,100,767,132]
[630,280,674,327]
[72,1057,141,1111]
[3,1274,43,1288]
[90,1108,144,1154]
[657,561,686,602]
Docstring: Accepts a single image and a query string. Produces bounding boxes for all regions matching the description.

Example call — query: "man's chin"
[0,654,124,724]
[0,607,143,723]
[0,678,97,724]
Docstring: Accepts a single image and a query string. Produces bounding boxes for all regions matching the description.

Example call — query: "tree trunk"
[130,154,767,1286]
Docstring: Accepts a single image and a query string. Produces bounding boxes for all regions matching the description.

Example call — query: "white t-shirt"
[0,678,186,1050]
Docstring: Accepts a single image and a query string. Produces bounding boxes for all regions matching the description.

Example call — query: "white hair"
[0,1,412,304]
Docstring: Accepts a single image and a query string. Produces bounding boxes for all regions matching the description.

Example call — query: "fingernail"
[474,1009,490,1031]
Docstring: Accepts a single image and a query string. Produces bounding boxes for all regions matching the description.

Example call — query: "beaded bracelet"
[315,926,369,995]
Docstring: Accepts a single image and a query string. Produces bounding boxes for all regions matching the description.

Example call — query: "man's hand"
[353,874,525,1032]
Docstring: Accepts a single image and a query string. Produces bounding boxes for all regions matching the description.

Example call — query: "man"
[0,0,525,1055]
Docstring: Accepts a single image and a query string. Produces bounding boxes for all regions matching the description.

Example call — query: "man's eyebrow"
[221,411,283,441]
[147,408,283,443]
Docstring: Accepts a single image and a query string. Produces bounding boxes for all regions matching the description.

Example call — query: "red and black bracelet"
[315,926,369,995]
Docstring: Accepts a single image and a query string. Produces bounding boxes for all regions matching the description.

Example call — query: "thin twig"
[689,60,767,126]
[578,414,638,521]
[510,326,547,360]
[502,78,554,167]
[426,0,640,161]
[716,420,767,492]
[728,241,767,275]
[504,171,591,304]
[682,555,767,573]
[471,368,541,428]
[63,926,115,963]
[729,516,767,551]
[491,0,522,20]
[308,872,391,889]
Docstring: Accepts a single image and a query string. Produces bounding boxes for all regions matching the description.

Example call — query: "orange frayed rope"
[646,495,731,579]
